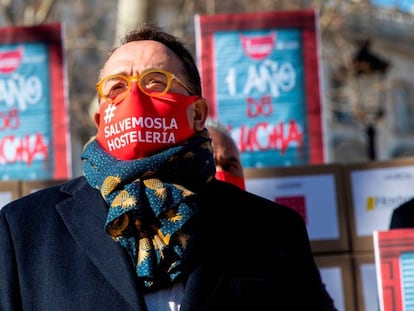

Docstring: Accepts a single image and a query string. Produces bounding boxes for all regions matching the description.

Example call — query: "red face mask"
[215,170,246,190]
[95,83,200,160]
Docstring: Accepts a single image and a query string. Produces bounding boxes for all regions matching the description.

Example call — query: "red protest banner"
[195,10,324,167]
[0,23,71,180]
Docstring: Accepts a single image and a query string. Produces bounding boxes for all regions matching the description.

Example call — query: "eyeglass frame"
[96,68,195,103]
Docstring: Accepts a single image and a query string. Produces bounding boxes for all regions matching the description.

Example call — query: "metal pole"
[366,123,376,161]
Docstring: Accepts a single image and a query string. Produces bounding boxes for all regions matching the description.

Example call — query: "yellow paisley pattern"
[112,189,137,208]
[152,235,166,258]
[164,209,182,223]
[101,175,121,197]
[138,237,152,265]
[157,228,171,245]
[143,178,167,199]
[174,184,194,197]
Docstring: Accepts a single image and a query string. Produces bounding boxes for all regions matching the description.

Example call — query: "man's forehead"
[102,40,183,75]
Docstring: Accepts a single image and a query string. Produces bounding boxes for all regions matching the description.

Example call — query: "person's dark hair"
[111,23,202,96]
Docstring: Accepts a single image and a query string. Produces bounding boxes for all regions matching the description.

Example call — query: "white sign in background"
[350,166,414,237]
[0,191,13,210]
[319,267,345,311]
[246,174,339,241]
[360,262,379,311]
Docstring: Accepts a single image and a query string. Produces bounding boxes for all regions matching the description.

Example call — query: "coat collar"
[55,177,147,310]
[54,177,223,310]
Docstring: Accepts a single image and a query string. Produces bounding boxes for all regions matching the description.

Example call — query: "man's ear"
[192,98,208,131]
[94,112,100,128]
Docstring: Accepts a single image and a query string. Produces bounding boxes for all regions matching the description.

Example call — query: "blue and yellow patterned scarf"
[81,129,215,290]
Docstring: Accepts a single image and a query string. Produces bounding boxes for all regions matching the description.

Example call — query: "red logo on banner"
[0,46,23,74]
[240,32,275,60]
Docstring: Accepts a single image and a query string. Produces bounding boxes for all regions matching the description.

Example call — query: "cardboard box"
[245,164,350,253]
[0,181,20,209]
[344,158,414,251]
[352,251,379,311]
[315,254,356,311]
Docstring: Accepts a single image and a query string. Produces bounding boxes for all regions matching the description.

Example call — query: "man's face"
[96,40,209,130]
[93,40,209,159]
[208,127,244,178]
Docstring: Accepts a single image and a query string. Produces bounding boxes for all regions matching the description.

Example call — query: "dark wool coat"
[0,177,337,310]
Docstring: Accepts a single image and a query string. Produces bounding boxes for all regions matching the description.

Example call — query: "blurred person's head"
[206,119,245,190]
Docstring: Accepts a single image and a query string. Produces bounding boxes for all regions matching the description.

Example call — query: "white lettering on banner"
[104,117,178,138]
[0,73,43,111]
[0,58,19,69]
[107,130,175,151]
[0,133,48,165]
[225,59,296,97]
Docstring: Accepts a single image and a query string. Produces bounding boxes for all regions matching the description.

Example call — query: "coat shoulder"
[0,176,93,217]
[201,179,304,225]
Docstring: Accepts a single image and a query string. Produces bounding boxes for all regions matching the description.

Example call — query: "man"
[0,24,337,310]
[205,118,245,190]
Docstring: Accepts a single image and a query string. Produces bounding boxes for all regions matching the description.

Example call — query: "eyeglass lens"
[102,71,171,100]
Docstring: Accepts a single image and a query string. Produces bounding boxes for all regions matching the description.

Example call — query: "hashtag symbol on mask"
[103,104,117,124]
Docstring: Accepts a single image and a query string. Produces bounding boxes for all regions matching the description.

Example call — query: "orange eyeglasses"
[96,69,194,103]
